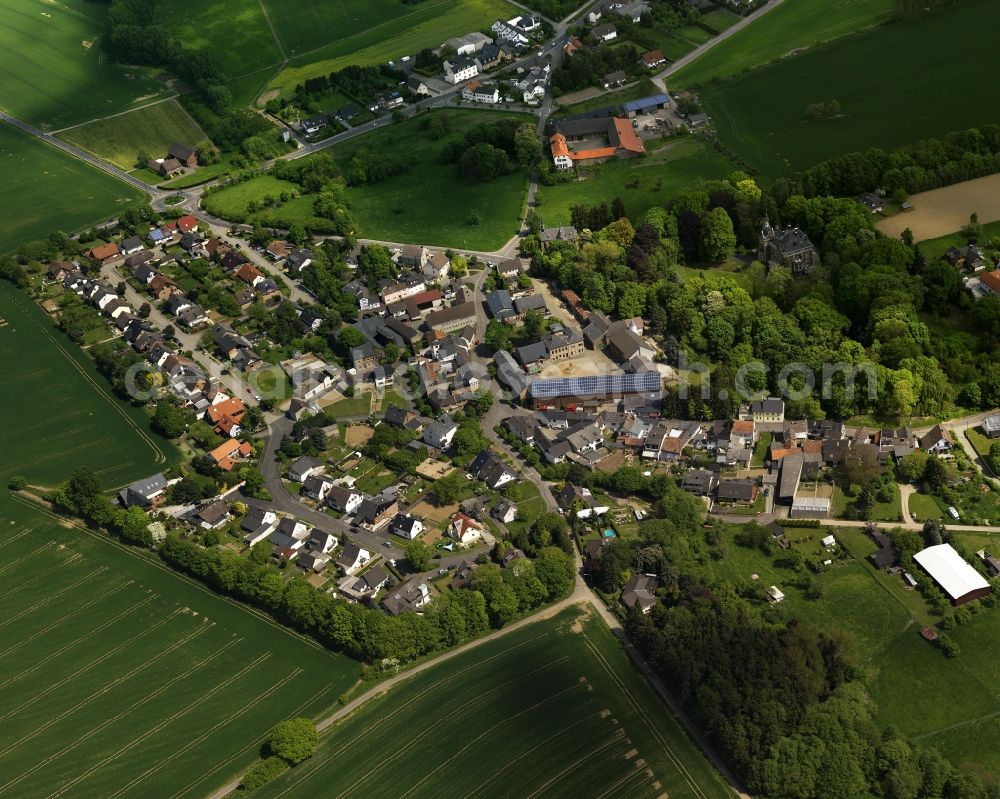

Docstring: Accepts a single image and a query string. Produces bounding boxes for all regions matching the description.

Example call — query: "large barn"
[913,544,991,606]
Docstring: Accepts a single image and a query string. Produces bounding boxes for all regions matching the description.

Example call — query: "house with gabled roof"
[448,512,485,544]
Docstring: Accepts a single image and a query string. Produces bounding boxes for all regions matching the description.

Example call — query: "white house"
[424,416,458,449]
[491,19,529,45]
[444,57,479,84]
[288,456,323,482]
[448,512,485,545]
[337,543,371,575]
[390,513,424,540]
[327,484,364,515]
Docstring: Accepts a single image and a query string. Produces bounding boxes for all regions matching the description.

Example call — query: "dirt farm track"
[876,173,1000,241]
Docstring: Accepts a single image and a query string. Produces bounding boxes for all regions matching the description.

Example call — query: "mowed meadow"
[699,0,1000,179]
[0,497,360,799]
[0,0,169,129]
[252,606,734,799]
[0,285,173,489]
[0,123,145,255]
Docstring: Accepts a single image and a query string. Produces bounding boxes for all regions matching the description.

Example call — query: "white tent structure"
[913,544,991,606]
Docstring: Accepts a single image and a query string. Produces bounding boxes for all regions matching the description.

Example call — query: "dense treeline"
[784,126,1000,199]
[295,64,403,105]
[46,466,575,665]
[528,166,1000,422]
[160,534,574,661]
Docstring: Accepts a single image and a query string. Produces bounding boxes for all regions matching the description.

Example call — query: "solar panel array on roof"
[529,371,661,399]
[620,94,671,114]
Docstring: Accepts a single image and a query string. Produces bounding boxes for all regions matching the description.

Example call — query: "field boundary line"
[0,540,53,575]
[592,761,652,799]
[523,732,626,799]
[0,527,32,550]
[583,636,709,799]
[914,707,1000,741]
[326,660,575,799]
[167,683,335,799]
[399,683,587,799]
[458,713,601,799]
[10,495,333,651]
[256,0,288,62]
[32,319,166,463]
[0,620,208,757]
[0,606,183,725]
[0,584,143,677]
[44,653,274,799]
[107,665,300,799]
[0,636,244,796]
[0,566,104,630]
[0,552,82,600]
[49,95,181,135]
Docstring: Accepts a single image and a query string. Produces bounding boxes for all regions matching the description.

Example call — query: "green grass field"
[670,0,894,90]
[0,0,170,129]
[536,137,736,227]
[58,99,210,170]
[249,606,733,799]
[162,0,283,85]
[0,285,177,488]
[328,109,533,249]
[918,219,1000,257]
[266,0,519,99]
[0,497,359,799]
[699,0,1000,179]
[0,122,146,254]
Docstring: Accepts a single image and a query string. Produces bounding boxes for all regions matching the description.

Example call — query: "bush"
[8,475,26,491]
[267,718,318,765]
[239,756,288,790]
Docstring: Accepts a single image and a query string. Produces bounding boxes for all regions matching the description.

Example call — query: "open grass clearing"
[699,0,1000,179]
[0,498,358,799]
[0,285,177,488]
[536,136,736,227]
[876,174,1000,243]
[58,99,210,171]
[248,605,733,799]
[326,109,534,250]
[264,0,520,99]
[0,0,171,129]
[0,123,146,255]
[160,0,282,85]
[670,0,894,90]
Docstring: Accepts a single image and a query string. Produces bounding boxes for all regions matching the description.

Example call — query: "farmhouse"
[167,143,198,168]
[549,117,645,170]
[913,544,991,606]
[118,473,167,508]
